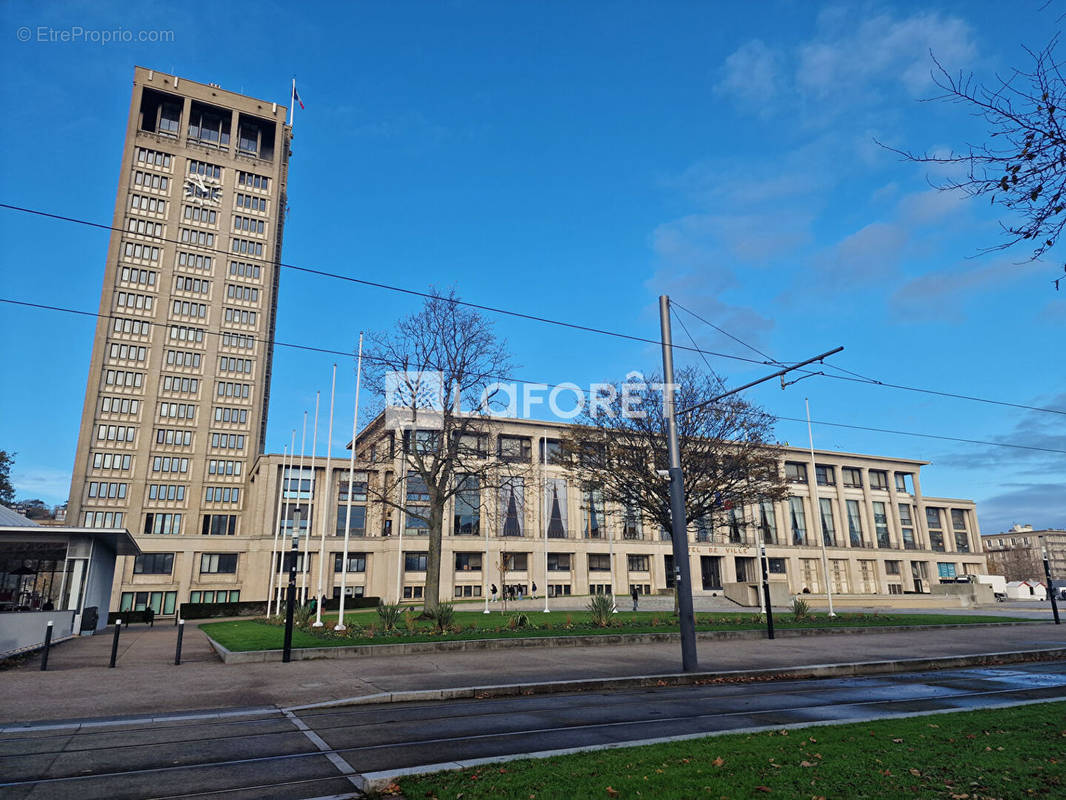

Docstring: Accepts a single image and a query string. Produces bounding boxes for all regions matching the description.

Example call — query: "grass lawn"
[390,701,1066,799]
[199,609,1032,653]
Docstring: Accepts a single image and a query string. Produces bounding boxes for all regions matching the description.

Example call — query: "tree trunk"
[423,503,445,614]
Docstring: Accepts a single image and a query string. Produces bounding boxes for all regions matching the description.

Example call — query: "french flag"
[293,85,305,110]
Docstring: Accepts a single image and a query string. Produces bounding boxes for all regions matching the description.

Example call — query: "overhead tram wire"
[4,297,1062,458]
[669,295,1066,418]
[5,200,1063,417]
[0,202,771,369]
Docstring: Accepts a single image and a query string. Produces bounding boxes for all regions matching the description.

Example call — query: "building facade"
[114,415,987,612]
[66,68,291,615]
[981,525,1066,582]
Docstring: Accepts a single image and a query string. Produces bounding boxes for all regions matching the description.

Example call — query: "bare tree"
[361,288,519,612]
[557,367,787,541]
[884,39,1066,288]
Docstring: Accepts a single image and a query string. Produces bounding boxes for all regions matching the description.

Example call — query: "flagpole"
[336,334,363,631]
[543,431,550,613]
[314,365,337,627]
[300,394,320,604]
[294,411,308,607]
[806,398,836,618]
[276,429,296,616]
[265,443,288,614]
[289,78,295,126]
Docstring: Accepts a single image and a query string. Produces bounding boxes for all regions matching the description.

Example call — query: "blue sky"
[0,1,1062,534]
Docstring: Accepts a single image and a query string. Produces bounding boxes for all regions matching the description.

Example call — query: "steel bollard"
[40,620,54,671]
[174,620,185,665]
[109,620,122,668]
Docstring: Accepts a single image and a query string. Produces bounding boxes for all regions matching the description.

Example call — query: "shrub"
[508,612,532,630]
[402,607,416,633]
[791,597,810,621]
[430,602,456,634]
[564,613,574,629]
[294,603,315,628]
[650,615,661,627]
[586,593,615,627]
[377,602,402,634]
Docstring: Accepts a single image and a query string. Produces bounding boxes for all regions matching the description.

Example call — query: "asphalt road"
[2,661,1065,800]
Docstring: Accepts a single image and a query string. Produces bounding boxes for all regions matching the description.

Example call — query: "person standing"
[630,584,639,612]
[490,584,498,603]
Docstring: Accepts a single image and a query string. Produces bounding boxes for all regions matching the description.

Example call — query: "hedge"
[106,609,155,625]
[178,596,381,620]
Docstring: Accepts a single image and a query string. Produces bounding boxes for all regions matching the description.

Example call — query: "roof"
[0,505,40,527]
[0,526,141,556]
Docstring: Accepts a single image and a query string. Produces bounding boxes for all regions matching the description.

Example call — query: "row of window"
[235,193,267,212]
[216,381,251,398]
[224,308,257,326]
[166,350,202,369]
[177,251,213,270]
[184,206,217,224]
[92,452,132,470]
[175,276,209,294]
[162,376,199,394]
[159,402,196,420]
[188,160,222,179]
[229,261,262,280]
[108,343,147,362]
[136,148,172,169]
[87,481,128,499]
[207,460,243,476]
[130,194,166,214]
[97,424,136,442]
[124,242,161,261]
[101,396,140,414]
[157,428,194,446]
[180,228,215,247]
[120,267,157,286]
[226,284,259,302]
[231,238,264,256]
[127,218,163,237]
[211,433,246,450]
[784,462,915,493]
[233,215,265,234]
[172,300,208,318]
[219,357,253,374]
[221,332,256,349]
[148,483,185,501]
[238,171,269,191]
[215,407,249,424]
[116,292,154,311]
[113,317,152,336]
[104,369,143,387]
[132,171,169,191]
[205,486,241,503]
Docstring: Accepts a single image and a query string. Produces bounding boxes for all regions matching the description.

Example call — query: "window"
[845,499,865,547]
[818,498,836,547]
[133,553,173,574]
[147,483,186,502]
[276,552,307,573]
[502,552,528,571]
[333,552,366,573]
[895,472,914,494]
[120,590,177,615]
[404,551,428,572]
[498,435,532,462]
[230,238,264,257]
[402,585,424,600]
[937,562,957,580]
[815,465,835,486]
[143,512,182,535]
[627,554,650,572]
[581,486,605,539]
[899,504,916,550]
[547,552,571,571]
[499,476,525,537]
[454,584,482,598]
[767,558,787,574]
[188,590,239,604]
[622,503,642,540]
[453,475,480,535]
[204,486,240,503]
[201,514,237,536]
[926,507,945,552]
[785,462,807,483]
[187,160,222,179]
[455,552,482,571]
[237,171,270,191]
[758,501,778,544]
[789,497,807,545]
[885,560,902,575]
[539,437,564,464]
[548,584,572,597]
[546,478,568,538]
[872,501,892,548]
[951,509,970,553]
[336,476,368,537]
[83,511,124,528]
[841,467,863,488]
[200,553,238,574]
[405,472,430,534]
[588,553,611,571]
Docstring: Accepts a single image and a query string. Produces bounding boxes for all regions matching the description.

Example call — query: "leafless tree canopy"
[557,366,787,536]
[360,288,519,610]
[885,39,1066,288]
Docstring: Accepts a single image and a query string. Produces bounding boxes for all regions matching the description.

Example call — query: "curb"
[283,645,1066,712]
[206,620,1043,664]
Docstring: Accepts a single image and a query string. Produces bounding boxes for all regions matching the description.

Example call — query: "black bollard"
[174,619,185,665]
[1044,549,1061,625]
[40,620,54,671]
[109,620,122,668]
[760,545,775,640]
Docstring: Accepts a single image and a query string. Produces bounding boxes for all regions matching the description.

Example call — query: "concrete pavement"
[3,618,1065,726]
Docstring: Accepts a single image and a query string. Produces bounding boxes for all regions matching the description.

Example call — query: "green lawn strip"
[392,701,1066,800]
[200,611,1032,653]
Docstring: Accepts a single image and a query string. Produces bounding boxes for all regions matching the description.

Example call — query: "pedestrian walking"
[491,584,498,603]
[531,582,538,599]
[630,585,639,612]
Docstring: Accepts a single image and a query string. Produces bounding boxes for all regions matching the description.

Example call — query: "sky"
[0,0,1062,535]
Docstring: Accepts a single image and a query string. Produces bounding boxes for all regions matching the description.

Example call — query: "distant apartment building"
[66,67,291,613]
[111,415,987,612]
[981,525,1066,582]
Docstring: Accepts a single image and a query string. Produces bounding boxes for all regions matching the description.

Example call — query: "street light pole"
[282,509,302,663]
[659,295,698,673]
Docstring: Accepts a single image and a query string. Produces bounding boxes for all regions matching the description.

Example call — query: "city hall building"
[62,69,987,615]
[114,414,987,612]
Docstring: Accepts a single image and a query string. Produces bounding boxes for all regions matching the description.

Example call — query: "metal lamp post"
[282,509,302,663]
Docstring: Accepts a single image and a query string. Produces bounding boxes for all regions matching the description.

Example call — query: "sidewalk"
[2,620,1064,725]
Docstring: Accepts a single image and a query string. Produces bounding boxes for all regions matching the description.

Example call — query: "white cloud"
[715,39,781,111]
[12,466,70,504]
